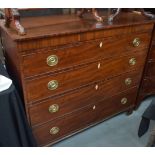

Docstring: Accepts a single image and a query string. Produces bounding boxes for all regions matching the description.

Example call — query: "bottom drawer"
[33,87,138,146]
[95,87,137,122]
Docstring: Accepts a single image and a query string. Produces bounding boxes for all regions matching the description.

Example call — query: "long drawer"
[32,87,137,146]
[23,32,151,77]
[17,23,153,52]
[29,70,142,126]
[25,51,147,103]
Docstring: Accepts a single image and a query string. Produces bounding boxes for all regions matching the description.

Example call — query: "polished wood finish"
[0,11,154,146]
[23,32,150,78]
[29,71,142,126]
[26,51,146,103]
[0,12,154,42]
[33,87,137,146]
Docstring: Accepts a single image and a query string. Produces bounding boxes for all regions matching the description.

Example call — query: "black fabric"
[138,99,155,137]
[138,117,150,137]
[0,63,37,147]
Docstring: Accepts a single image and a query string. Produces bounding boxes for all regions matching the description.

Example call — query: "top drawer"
[22,32,151,78]
[17,23,153,52]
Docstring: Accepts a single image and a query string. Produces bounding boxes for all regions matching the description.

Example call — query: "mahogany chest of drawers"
[0,12,155,146]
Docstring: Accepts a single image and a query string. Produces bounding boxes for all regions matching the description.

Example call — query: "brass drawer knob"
[129,58,136,66]
[47,55,58,66]
[49,104,59,113]
[50,127,60,135]
[121,97,128,105]
[125,78,132,85]
[99,42,103,48]
[48,80,58,90]
[133,38,141,47]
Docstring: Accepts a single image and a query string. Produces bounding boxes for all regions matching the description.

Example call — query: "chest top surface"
[0,11,155,41]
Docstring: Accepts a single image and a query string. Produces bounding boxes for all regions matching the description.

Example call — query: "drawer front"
[29,71,142,126]
[23,33,151,77]
[26,51,147,103]
[33,103,97,146]
[33,87,137,146]
[95,87,138,123]
[18,23,153,52]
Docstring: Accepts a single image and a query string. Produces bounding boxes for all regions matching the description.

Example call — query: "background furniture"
[108,9,155,22]
[138,98,155,146]
[0,9,155,146]
[0,62,37,146]
[137,24,155,104]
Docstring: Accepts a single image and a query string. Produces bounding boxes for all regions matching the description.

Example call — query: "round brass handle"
[133,38,141,47]
[48,80,58,90]
[125,78,132,85]
[49,104,59,113]
[129,58,136,66]
[47,55,58,66]
[121,97,128,105]
[50,127,60,135]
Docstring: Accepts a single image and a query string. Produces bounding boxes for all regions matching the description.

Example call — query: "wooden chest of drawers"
[0,12,154,146]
